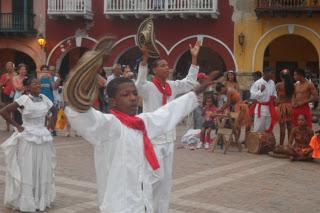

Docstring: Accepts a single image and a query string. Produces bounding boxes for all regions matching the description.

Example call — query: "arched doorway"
[0,48,36,76]
[117,46,141,73]
[58,47,88,80]
[174,46,226,79]
[263,34,319,85]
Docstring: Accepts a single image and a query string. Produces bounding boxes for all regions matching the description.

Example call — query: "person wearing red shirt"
[0,62,15,103]
[0,62,16,131]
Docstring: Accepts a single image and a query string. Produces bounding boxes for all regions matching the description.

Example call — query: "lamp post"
[37,34,47,65]
[37,34,46,49]
[238,32,245,52]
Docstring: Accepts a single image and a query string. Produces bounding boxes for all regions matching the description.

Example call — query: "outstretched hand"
[194,70,222,95]
[189,40,202,58]
[194,80,213,95]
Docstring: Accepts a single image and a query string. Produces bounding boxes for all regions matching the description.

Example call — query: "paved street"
[0,124,319,213]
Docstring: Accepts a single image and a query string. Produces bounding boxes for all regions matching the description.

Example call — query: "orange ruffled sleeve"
[309,135,320,159]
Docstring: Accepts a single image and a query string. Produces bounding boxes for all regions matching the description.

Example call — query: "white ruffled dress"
[1,94,56,212]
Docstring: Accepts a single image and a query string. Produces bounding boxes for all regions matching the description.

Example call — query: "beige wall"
[232,1,320,73]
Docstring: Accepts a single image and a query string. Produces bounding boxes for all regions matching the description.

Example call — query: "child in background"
[197,93,218,149]
[309,130,320,159]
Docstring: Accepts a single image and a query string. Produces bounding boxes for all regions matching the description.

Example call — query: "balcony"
[0,13,36,35]
[256,0,320,18]
[104,0,219,19]
[48,0,93,20]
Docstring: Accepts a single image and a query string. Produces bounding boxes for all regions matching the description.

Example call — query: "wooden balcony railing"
[0,13,36,35]
[48,0,93,19]
[104,0,219,19]
[256,0,320,17]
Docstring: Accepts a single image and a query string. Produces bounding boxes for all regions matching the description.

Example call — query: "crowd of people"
[0,37,319,213]
[0,60,139,136]
[184,66,320,161]
[0,62,62,136]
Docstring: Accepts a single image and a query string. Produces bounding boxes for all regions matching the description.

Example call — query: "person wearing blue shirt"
[39,65,56,136]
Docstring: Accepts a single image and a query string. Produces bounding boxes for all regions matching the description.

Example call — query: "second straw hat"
[136,17,160,59]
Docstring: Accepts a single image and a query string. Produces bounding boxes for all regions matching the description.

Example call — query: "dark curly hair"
[106,77,135,98]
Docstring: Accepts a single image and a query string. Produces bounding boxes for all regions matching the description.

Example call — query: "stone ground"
[0,124,319,213]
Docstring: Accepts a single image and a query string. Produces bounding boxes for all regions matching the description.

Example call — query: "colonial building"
[233,0,320,88]
[46,0,236,80]
[0,0,46,74]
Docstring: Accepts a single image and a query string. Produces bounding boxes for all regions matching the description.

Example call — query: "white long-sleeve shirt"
[135,63,199,144]
[65,92,198,213]
[250,77,277,116]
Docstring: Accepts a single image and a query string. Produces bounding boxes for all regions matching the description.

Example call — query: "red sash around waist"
[250,98,277,133]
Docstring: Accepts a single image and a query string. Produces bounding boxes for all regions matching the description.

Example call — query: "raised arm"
[135,46,151,98]
[169,64,199,95]
[135,63,151,98]
[170,41,201,95]
[142,91,199,139]
[143,79,212,138]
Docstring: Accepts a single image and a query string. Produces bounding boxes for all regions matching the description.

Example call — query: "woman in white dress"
[0,77,56,212]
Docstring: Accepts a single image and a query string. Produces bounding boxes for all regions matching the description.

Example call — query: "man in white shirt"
[106,63,123,84]
[135,42,201,212]
[250,67,277,132]
[66,77,212,213]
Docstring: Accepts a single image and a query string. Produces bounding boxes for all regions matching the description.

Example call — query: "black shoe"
[51,130,57,137]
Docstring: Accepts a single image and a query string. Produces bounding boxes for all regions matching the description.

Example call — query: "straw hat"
[64,36,116,112]
[136,17,160,59]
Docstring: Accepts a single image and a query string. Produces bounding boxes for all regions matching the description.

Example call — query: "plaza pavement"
[0,124,319,213]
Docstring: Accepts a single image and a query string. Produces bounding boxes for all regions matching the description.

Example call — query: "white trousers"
[144,142,174,213]
[253,115,271,132]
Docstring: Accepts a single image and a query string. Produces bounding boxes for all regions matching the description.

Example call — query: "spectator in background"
[0,62,15,131]
[192,73,206,129]
[122,65,132,78]
[198,93,218,149]
[13,63,28,125]
[224,70,239,91]
[39,65,56,136]
[106,63,123,84]
[253,71,262,83]
[13,63,27,100]
[50,66,62,109]
[50,66,62,135]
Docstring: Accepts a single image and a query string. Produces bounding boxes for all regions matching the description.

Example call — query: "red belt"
[251,98,277,133]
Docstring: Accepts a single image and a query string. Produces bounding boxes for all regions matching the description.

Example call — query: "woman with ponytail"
[276,69,295,146]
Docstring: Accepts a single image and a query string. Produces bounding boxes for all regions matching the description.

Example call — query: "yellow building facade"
[233,0,320,88]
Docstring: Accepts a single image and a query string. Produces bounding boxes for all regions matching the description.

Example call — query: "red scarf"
[110,109,160,170]
[152,77,172,105]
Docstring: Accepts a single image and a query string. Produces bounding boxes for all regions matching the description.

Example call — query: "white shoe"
[204,143,210,149]
[189,146,195,150]
[196,142,203,149]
